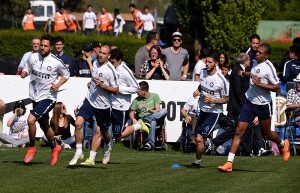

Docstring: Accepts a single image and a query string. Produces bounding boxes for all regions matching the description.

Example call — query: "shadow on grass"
[2,160,44,165]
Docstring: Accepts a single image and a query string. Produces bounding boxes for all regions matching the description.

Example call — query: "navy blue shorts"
[31,99,56,124]
[239,100,272,123]
[195,111,220,138]
[92,107,111,130]
[111,109,129,137]
[77,98,95,124]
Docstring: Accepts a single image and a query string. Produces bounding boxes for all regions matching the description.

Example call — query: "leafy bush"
[0,30,144,69]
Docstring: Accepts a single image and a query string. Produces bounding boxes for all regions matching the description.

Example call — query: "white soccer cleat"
[102,144,112,165]
[69,153,84,166]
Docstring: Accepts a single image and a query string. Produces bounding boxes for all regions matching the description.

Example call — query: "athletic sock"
[29,139,35,147]
[50,138,57,149]
[227,152,235,163]
[133,123,141,131]
[278,139,284,148]
[89,151,97,161]
[194,159,201,164]
[75,144,83,155]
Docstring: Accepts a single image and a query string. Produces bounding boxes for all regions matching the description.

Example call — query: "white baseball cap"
[293,73,300,82]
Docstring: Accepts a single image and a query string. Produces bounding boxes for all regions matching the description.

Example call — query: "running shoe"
[51,144,62,166]
[69,153,84,166]
[102,144,112,165]
[138,119,149,134]
[218,161,233,173]
[191,162,200,169]
[282,139,290,162]
[81,158,95,166]
[24,146,36,164]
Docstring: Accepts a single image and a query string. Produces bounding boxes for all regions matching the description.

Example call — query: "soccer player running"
[21,34,70,165]
[77,45,119,166]
[192,51,229,168]
[218,43,290,173]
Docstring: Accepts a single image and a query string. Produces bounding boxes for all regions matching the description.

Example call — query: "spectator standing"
[44,7,68,33]
[83,5,97,35]
[162,32,189,81]
[113,8,125,36]
[281,45,300,83]
[97,6,113,35]
[191,51,229,168]
[193,47,211,81]
[66,8,81,33]
[20,34,70,165]
[73,43,93,77]
[22,8,35,31]
[142,6,156,36]
[91,41,101,63]
[0,101,29,147]
[245,34,260,70]
[139,45,170,80]
[218,43,290,173]
[128,3,143,39]
[134,31,159,77]
[17,38,40,74]
[54,36,73,76]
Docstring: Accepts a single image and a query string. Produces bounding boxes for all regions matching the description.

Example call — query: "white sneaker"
[258,148,269,156]
[102,144,112,165]
[69,153,84,166]
[63,144,72,149]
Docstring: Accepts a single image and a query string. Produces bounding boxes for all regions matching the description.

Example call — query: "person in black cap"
[73,43,93,77]
[0,100,29,147]
[91,41,101,62]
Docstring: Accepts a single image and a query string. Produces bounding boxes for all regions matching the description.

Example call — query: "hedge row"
[0,30,290,72]
[0,30,144,70]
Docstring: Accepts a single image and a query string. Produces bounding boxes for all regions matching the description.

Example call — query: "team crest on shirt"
[33,59,38,64]
[256,69,260,74]
[47,66,52,71]
[209,82,214,87]
[99,73,103,77]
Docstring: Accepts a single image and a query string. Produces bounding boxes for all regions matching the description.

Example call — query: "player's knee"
[195,134,203,144]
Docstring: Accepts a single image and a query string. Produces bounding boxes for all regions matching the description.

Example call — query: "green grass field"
[1,143,300,193]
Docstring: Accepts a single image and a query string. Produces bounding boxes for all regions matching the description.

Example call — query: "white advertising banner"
[0,75,199,142]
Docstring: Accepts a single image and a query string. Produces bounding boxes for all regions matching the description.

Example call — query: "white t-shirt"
[9,115,28,139]
[114,15,126,34]
[83,11,97,29]
[246,59,279,105]
[87,61,119,109]
[18,51,32,70]
[183,96,200,116]
[142,13,155,31]
[112,61,139,111]
[192,60,206,81]
[199,69,229,113]
[23,53,70,102]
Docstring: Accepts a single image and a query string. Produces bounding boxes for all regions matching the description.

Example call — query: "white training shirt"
[192,60,206,81]
[114,15,126,34]
[112,61,139,111]
[23,52,70,102]
[83,11,97,29]
[183,96,200,116]
[199,69,229,113]
[246,59,279,105]
[87,61,119,109]
[142,13,155,31]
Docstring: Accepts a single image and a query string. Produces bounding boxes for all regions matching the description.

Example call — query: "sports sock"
[194,159,201,164]
[227,152,235,163]
[75,144,83,155]
[29,139,35,147]
[89,151,97,161]
[133,123,141,131]
[278,139,284,148]
[50,139,57,149]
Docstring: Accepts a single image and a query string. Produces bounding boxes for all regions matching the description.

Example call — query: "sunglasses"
[173,38,182,42]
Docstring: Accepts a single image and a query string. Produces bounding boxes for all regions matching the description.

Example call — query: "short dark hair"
[110,48,123,61]
[260,43,271,55]
[129,3,136,8]
[139,81,149,91]
[249,34,260,42]
[207,51,219,62]
[87,4,92,8]
[41,34,55,46]
[146,31,158,44]
[54,36,64,44]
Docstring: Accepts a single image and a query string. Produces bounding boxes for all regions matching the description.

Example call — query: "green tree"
[173,0,267,62]
[262,0,300,21]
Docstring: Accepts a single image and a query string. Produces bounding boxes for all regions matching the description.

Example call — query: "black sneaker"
[144,143,154,150]
[191,162,200,168]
